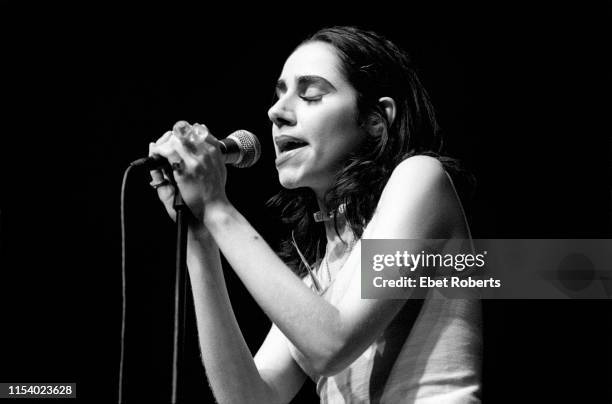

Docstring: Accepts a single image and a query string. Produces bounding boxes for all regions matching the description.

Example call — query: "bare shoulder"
[367,155,466,239]
[391,154,446,182]
[381,155,449,202]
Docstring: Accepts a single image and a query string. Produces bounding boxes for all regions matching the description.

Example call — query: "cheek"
[326,111,365,155]
[308,102,362,144]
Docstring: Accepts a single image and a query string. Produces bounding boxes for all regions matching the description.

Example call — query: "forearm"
[203,202,344,373]
[186,228,278,403]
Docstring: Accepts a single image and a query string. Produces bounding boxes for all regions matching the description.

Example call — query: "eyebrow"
[275,75,336,94]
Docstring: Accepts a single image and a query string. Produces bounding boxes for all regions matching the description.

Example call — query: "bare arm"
[150,130,305,403]
[204,155,467,376]
[188,230,310,403]
[152,127,467,378]
[185,229,282,403]
[254,324,308,403]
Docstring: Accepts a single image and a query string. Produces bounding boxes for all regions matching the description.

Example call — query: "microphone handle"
[219,137,240,165]
[130,138,239,169]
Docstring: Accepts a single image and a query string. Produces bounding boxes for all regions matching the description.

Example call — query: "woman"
[149,26,481,403]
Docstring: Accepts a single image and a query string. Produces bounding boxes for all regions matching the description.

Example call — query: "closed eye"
[273,75,333,105]
[300,87,325,102]
[300,95,323,103]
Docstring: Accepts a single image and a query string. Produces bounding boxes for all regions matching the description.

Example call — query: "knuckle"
[192,125,212,146]
[205,143,217,154]
[167,136,181,149]
[193,123,210,135]
[185,160,197,171]
[173,120,191,136]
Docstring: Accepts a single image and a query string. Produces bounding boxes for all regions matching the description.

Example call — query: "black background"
[1,6,610,403]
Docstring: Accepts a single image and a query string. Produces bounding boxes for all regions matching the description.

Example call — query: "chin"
[277,173,303,190]
[277,172,331,199]
[277,167,315,190]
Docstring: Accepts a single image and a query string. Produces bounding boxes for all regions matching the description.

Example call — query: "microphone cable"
[118,165,132,404]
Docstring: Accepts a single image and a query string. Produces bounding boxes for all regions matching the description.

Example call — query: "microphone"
[130,128,262,169]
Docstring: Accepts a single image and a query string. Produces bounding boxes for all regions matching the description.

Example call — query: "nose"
[268,96,296,128]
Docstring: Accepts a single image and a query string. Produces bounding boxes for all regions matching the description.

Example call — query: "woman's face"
[268,41,367,197]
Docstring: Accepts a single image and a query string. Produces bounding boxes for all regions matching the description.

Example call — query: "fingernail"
[173,120,191,137]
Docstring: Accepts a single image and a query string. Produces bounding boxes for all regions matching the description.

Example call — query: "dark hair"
[268,26,473,277]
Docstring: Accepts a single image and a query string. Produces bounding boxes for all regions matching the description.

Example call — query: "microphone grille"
[228,130,261,168]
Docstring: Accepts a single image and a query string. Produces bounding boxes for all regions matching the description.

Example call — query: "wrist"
[203,198,234,231]
[188,223,214,244]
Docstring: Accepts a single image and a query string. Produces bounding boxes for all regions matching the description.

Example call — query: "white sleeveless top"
[287,172,482,403]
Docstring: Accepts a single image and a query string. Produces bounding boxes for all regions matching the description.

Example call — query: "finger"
[170,121,201,154]
[148,142,166,181]
[149,131,175,179]
[192,123,210,138]
[171,139,200,173]
[173,120,192,138]
[192,124,223,159]
[150,177,173,193]
[175,123,208,154]
[187,127,222,162]
[150,136,184,165]
[151,136,197,178]
[193,123,220,147]
[153,130,174,149]
[149,142,179,182]
[148,156,173,193]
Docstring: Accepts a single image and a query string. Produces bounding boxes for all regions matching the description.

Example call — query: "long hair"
[268,26,474,277]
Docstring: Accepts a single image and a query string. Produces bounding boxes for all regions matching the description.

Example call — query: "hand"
[149,121,229,224]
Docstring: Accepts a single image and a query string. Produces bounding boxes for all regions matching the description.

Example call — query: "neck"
[315,197,354,260]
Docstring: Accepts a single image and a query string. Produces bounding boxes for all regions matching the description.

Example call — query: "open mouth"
[276,136,309,154]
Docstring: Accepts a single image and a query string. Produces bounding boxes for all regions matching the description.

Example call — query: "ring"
[171,161,183,172]
[150,178,171,189]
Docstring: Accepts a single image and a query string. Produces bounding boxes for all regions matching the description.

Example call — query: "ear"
[378,97,396,127]
[365,97,397,138]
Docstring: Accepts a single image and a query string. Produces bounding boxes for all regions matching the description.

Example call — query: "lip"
[275,146,307,167]
[274,134,308,153]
